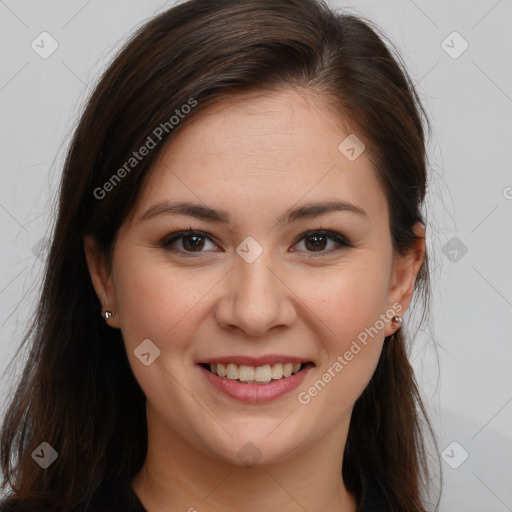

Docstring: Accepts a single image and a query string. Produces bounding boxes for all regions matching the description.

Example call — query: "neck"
[132,407,358,512]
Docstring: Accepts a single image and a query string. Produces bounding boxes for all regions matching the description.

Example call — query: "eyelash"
[160,228,352,258]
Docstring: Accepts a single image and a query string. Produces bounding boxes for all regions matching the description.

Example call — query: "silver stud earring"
[104,310,114,321]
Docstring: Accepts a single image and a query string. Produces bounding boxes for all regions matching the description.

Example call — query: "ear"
[384,222,426,337]
[83,235,120,328]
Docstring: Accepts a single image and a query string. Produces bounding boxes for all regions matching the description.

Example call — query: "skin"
[84,88,425,512]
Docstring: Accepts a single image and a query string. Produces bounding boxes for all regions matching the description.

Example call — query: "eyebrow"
[138,199,369,224]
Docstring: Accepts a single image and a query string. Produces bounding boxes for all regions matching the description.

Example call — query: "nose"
[213,253,297,337]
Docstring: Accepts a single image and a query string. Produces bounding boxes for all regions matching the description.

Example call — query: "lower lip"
[198,364,313,403]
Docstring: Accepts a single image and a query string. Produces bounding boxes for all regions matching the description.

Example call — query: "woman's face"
[86,89,424,466]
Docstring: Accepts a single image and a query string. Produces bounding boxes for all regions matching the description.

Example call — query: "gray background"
[0,1,511,510]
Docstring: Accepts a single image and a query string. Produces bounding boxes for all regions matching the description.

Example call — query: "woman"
[0,0,440,510]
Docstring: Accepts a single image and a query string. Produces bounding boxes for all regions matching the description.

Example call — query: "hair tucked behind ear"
[1,1,440,510]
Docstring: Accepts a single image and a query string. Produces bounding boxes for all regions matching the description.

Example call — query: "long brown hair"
[1,0,440,510]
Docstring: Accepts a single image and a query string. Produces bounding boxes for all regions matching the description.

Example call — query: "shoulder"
[0,499,47,512]
[357,472,392,512]
[86,475,146,511]
[73,475,146,511]
[0,498,85,512]
[0,475,145,512]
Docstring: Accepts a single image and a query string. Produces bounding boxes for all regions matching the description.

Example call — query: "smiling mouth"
[199,362,314,384]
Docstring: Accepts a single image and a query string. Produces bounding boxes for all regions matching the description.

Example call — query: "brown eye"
[181,233,206,251]
[161,230,218,255]
[292,230,351,256]
[160,229,351,258]
[304,233,328,251]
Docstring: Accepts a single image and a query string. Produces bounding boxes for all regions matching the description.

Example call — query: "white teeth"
[254,365,272,383]
[271,363,283,379]
[217,363,227,377]
[209,362,305,382]
[226,363,238,380]
[238,365,255,382]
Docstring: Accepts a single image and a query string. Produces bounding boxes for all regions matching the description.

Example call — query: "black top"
[1,471,391,511]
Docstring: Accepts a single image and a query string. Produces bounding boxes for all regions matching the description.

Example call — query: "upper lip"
[198,355,314,367]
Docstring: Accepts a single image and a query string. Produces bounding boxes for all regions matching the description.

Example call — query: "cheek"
[112,249,219,352]
[111,252,211,397]
[294,256,389,401]
[297,254,390,340]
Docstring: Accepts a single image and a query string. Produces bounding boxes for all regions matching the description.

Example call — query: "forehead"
[129,89,388,227]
